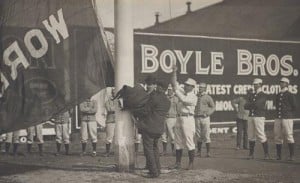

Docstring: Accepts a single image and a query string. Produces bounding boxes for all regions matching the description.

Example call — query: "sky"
[96,0,222,29]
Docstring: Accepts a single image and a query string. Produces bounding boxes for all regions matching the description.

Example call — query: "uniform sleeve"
[90,100,98,113]
[79,103,88,112]
[244,95,254,110]
[175,90,197,106]
[289,93,297,112]
[273,94,278,110]
[207,96,215,116]
[231,98,239,111]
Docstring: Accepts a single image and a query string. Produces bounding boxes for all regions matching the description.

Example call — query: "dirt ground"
[0,130,299,183]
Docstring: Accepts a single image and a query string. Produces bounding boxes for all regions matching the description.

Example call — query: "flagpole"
[114,0,135,172]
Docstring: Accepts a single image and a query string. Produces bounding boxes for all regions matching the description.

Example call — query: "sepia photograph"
[0,0,299,182]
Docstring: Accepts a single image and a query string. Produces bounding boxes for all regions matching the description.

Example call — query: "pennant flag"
[0,0,114,133]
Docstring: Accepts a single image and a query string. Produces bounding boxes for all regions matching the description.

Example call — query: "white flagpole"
[114,0,135,172]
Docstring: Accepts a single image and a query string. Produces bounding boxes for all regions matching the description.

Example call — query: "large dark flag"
[0,0,114,133]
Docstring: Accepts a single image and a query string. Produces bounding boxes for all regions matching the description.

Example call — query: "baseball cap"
[253,78,263,84]
[280,77,290,84]
[199,82,207,88]
[184,78,196,87]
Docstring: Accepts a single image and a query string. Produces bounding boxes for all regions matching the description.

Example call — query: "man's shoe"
[92,151,97,157]
[186,163,194,170]
[264,154,270,160]
[247,155,254,160]
[160,151,167,156]
[287,156,295,161]
[142,173,159,178]
[80,152,87,156]
[168,163,181,170]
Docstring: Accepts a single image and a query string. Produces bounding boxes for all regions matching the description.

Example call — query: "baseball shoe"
[141,172,159,178]
[247,155,254,160]
[92,151,97,157]
[168,163,181,170]
[264,154,270,160]
[80,152,87,156]
[160,151,167,156]
[287,156,295,161]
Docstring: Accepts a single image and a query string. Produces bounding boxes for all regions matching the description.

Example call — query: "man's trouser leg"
[62,123,70,155]
[236,119,242,149]
[27,127,34,153]
[142,132,159,177]
[274,119,283,160]
[242,120,248,149]
[80,121,88,155]
[187,150,195,170]
[153,136,161,174]
[247,117,256,159]
[160,121,168,156]
[12,131,20,156]
[88,121,98,156]
[195,117,202,156]
[254,117,269,159]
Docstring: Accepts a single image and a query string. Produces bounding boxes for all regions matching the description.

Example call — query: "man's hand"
[171,65,178,90]
[172,65,178,73]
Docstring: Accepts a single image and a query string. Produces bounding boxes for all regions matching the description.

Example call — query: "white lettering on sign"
[215,100,234,111]
[195,51,209,75]
[141,44,225,75]
[206,84,231,95]
[265,100,276,110]
[211,52,224,75]
[24,29,48,58]
[160,50,176,73]
[1,8,69,92]
[175,50,192,74]
[42,8,69,44]
[237,49,294,76]
[3,41,30,80]
[141,44,159,73]
[211,127,230,134]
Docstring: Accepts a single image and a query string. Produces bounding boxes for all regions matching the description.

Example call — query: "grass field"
[0,130,299,183]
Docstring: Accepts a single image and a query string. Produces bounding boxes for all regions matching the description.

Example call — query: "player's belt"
[194,115,206,118]
[166,114,176,118]
[178,113,193,117]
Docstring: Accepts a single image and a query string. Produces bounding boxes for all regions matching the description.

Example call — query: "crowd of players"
[0,68,297,178]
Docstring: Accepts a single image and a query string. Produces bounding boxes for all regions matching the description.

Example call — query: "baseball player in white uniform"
[245,78,270,160]
[170,66,197,170]
[0,133,6,153]
[103,88,118,157]
[161,85,178,156]
[274,77,297,161]
[5,130,21,156]
[53,111,71,155]
[80,98,98,157]
[194,82,215,157]
[26,123,44,156]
